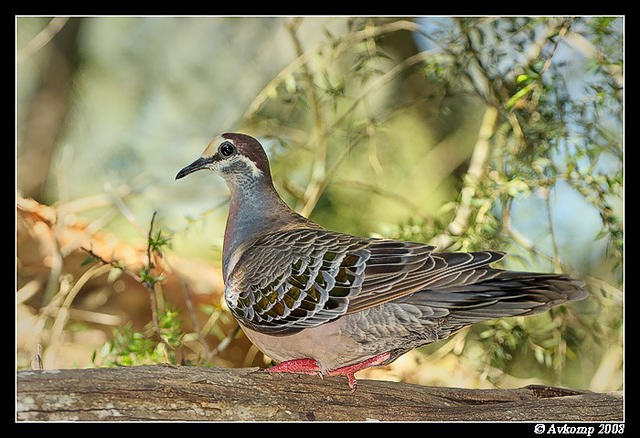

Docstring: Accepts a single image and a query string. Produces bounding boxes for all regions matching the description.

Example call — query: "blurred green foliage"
[17,16,622,390]
[93,308,184,367]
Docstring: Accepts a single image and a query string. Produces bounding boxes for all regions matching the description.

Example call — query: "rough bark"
[17,365,622,422]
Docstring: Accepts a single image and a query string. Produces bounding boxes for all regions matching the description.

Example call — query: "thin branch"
[564,30,622,87]
[79,211,163,335]
[106,183,148,238]
[508,18,573,114]
[285,18,329,217]
[18,17,69,64]
[17,279,43,304]
[30,344,43,371]
[365,117,383,175]
[539,18,573,78]
[242,20,430,122]
[41,228,64,306]
[296,130,367,217]
[332,178,424,214]
[174,197,230,237]
[67,308,121,326]
[49,263,113,349]
[165,261,211,362]
[544,187,562,272]
[507,111,527,153]
[325,49,437,139]
[146,212,158,275]
[586,275,622,301]
[520,19,563,69]
[206,325,241,362]
[242,20,440,218]
[297,49,437,218]
[144,211,161,334]
[503,217,576,275]
[429,105,499,250]
[56,178,147,214]
[80,246,142,283]
[454,18,496,106]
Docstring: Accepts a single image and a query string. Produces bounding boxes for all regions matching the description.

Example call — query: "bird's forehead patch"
[202,136,233,159]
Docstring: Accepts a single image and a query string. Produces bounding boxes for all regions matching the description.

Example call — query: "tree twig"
[332,178,424,214]
[30,344,43,371]
[106,182,148,238]
[544,187,562,272]
[205,325,241,362]
[325,49,437,139]
[297,49,437,218]
[429,105,499,250]
[242,19,432,122]
[143,211,161,334]
[169,263,211,362]
[455,18,496,105]
[285,18,329,218]
[18,17,69,64]
[503,216,577,275]
[80,246,143,283]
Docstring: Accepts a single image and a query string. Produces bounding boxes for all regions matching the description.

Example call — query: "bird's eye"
[219,141,235,157]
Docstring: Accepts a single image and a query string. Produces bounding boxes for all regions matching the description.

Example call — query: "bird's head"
[175,133,271,183]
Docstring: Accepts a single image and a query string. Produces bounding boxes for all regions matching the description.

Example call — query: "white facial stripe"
[201,135,263,177]
[202,136,233,159]
[230,154,263,177]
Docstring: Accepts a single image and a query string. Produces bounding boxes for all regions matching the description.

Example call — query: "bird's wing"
[226,228,505,335]
[226,228,371,334]
[347,245,505,313]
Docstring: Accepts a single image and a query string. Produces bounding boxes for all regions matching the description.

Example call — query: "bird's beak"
[175,157,212,180]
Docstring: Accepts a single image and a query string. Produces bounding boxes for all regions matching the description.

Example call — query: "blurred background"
[17,16,622,391]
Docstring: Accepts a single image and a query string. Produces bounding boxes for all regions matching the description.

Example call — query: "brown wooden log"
[16,365,622,422]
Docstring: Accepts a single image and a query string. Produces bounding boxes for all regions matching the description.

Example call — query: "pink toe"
[265,358,320,375]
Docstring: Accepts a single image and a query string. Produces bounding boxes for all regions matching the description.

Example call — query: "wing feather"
[225,228,583,336]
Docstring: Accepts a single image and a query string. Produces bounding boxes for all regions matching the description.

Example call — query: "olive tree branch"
[429,105,499,250]
[299,49,438,218]
[242,19,432,122]
[17,17,69,64]
[285,18,329,218]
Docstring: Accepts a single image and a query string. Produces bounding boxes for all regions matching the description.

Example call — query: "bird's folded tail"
[400,270,588,330]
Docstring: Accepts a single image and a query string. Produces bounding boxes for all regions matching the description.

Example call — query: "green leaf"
[516,74,529,83]
[594,229,609,240]
[100,341,112,358]
[81,256,95,266]
[199,304,216,315]
[284,74,296,93]
[506,82,535,110]
[534,348,544,364]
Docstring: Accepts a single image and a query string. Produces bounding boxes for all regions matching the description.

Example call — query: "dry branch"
[17,193,227,370]
[17,365,622,422]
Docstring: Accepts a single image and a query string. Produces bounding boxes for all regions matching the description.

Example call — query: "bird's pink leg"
[264,358,321,375]
[327,352,392,390]
[264,352,391,390]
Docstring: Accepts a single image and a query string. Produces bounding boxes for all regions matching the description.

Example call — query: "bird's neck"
[222,177,315,279]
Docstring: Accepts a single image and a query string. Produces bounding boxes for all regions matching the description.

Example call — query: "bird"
[176,132,588,389]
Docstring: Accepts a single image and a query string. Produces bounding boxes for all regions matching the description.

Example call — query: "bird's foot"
[264,358,321,375]
[327,352,392,390]
[264,352,391,390]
